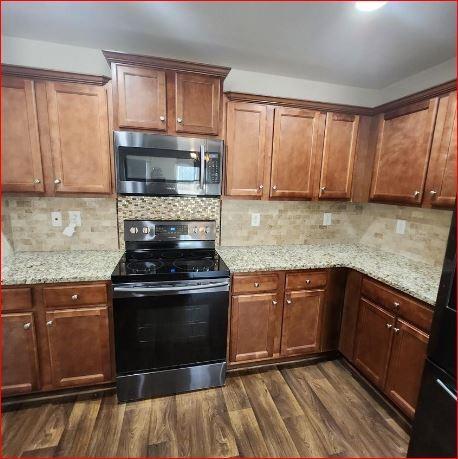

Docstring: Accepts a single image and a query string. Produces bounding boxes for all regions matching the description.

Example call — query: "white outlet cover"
[396,219,406,235]
[323,213,332,226]
[51,211,62,227]
[251,213,261,227]
[68,211,82,227]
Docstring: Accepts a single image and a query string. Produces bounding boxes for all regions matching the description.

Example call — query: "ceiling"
[2,1,456,89]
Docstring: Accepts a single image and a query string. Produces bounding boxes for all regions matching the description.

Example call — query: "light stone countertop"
[1,250,124,286]
[216,244,442,306]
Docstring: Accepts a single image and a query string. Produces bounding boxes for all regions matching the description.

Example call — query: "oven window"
[121,147,200,183]
[113,290,228,374]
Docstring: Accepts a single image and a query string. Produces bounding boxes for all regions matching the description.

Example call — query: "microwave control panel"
[206,153,221,184]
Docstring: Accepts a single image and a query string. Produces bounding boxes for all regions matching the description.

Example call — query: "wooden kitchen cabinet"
[423,91,457,208]
[1,76,45,193]
[270,107,325,199]
[46,82,112,194]
[2,312,40,396]
[384,318,429,418]
[45,306,112,388]
[281,289,324,356]
[319,113,359,200]
[229,293,278,362]
[353,298,396,388]
[370,98,438,205]
[114,64,167,131]
[225,102,270,197]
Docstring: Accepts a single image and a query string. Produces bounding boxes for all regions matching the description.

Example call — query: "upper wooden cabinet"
[319,113,359,200]
[1,77,45,193]
[423,91,457,208]
[115,65,167,131]
[225,102,270,197]
[370,99,438,205]
[1,65,113,196]
[103,51,230,136]
[271,107,325,199]
[46,82,111,194]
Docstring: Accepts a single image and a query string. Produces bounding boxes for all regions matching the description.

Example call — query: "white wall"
[2,36,455,108]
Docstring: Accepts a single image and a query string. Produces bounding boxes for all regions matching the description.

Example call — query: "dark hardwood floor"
[1,359,409,457]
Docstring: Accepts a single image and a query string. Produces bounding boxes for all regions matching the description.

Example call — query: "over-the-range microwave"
[114,131,223,196]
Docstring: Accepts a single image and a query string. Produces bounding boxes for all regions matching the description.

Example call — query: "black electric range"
[111,220,230,402]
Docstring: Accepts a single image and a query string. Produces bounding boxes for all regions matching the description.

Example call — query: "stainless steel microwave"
[114,131,223,196]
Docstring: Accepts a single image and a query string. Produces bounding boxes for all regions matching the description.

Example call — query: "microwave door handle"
[200,145,206,189]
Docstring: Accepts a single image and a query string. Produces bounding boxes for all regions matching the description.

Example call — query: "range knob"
[205,226,210,234]
[129,227,138,234]
[193,227,198,234]
[199,227,205,233]
[142,227,150,234]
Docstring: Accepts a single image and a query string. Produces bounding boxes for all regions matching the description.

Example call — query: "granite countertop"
[1,250,124,286]
[217,243,442,306]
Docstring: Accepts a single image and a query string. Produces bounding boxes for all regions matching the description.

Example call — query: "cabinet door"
[270,107,325,199]
[2,313,40,396]
[45,307,111,388]
[424,91,457,208]
[115,65,167,130]
[46,82,111,194]
[230,293,277,362]
[175,73,220,135]
[319,113,359,200]
[354,299,395,388]
[384,319,429,419]
[1,77,44,193]
[370,99,438,205]
[225,102,268,197]
[281,289,324,357]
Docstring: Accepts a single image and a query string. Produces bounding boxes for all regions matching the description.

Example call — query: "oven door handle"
[113,281,230,297]
[200,144,206,189]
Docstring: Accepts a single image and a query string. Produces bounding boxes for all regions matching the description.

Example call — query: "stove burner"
[173,259,215,272]
[127,260,164,274]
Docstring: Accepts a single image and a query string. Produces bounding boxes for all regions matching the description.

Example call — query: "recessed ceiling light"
[355,1,387,12]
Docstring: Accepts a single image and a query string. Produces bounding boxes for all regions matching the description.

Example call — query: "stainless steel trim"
[200,144,205,190]
[436,378,457,401]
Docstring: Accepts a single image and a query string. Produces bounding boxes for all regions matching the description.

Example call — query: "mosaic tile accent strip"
[117,196,221,248]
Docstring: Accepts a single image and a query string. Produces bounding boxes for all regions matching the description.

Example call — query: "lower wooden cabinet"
[281,289,324,356]
[45,306,111,388]
[2,312,40,396]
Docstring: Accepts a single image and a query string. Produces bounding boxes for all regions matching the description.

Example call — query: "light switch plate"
[251,213,261,227]
[68,211,82,227]
[396,219,406,235]
[323,213,332,226]
[51,211,62,227]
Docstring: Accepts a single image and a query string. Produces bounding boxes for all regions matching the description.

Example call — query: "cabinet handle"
[286,299,292,304]
[386,323,392,329]
[254,282,260,288]
[46,320,53,327]
[159,116,166,122]
[320,186,326,192]
[413,190,420,198]
[54,179,61,185]
[23,322,31,330]
[305,279,311,284]
[177,118,183,124]
[272,185,277,191]
[430,190,437,197]
[258,184,264,190]
[71,294,79,300]
[393,327,400,333]
[33,178,41,184]
[272,300,278,305]
[393,301,400,309]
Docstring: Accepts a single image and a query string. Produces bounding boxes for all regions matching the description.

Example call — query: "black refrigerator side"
[408,210,457,458]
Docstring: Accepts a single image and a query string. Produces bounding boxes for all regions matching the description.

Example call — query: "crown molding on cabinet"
[1,64,111,86]
[102,50,231,79]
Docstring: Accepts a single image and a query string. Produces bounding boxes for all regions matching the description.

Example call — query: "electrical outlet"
[323,213,332,226]
[396,219,406,235]
[251,213,261,227]
[51,211,62,227]
[68,211,82,227]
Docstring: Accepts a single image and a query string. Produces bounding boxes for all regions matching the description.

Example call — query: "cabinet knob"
[258,184,264,190]
[386,323,392,329]
[46,320,53,327]
[413,190,420,198]
[305,279,311,284]
[177,118,183,124]
[54,179,61,185]
[286,299,292,304]
[393,327,400,333]
[430,190,437,197]
[71,294,79,300]
[320,186,326,192]
[393,301,400,309]
[272,185,277,191]
[254,282,260,288]
[272,300,278,305]
[33,178,41,184]
[159,116,166,122]
[23,322,31,330]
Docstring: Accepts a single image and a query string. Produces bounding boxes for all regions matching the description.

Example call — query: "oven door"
[112,279,229,375]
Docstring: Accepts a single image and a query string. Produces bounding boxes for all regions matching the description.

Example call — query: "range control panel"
[124,220,216,242]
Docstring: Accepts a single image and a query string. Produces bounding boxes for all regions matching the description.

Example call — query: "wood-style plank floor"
[1,359,410,457]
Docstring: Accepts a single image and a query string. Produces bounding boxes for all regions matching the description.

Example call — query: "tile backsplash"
[2,197,119,252]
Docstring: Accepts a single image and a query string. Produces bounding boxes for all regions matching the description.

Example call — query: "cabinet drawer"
[398,300,433,333]
[43,283,108,308]
[2,288,33,312]
[286,271,327,291]
[232,273,279,294]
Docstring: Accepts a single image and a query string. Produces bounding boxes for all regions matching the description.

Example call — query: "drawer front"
[398,300,433,333]
[232,273,279,294]
[2,288,33,312]
[286,271,327,291]
[43,283,108,308]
